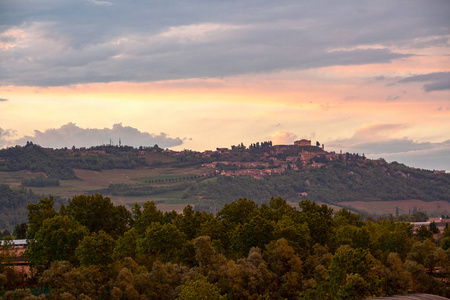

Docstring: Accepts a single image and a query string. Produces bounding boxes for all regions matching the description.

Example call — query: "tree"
[65,194,131,238]
[76,230,116,267]
[113,228,139,260]
[108,267,140,299]
[134,261,191,300]
[13,222,27,239]
[133,201,164,234]
[38,261,102,298]
[235,247,276,298]
[25,215,89,270]
[174,205,197,240]
[298,200,334,246]
[264,238,303,299]
[410,211,429,222]
[327,246,382,298]
[407,240,448,275]
[27,197,58,239]
[217,198,257,225]
[274,215,310,255]
[176,274,226,300]
[429,221,440,234]
[137,222,186,264]
[334,208,363,227]
[416,225,433,242]
[231,215,274,256]
[384,252,412,295]
[193,236,216,268]
[441,237,450,250]
[367,220,414,262]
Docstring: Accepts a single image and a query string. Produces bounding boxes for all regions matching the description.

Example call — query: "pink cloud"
[271,131,297,145]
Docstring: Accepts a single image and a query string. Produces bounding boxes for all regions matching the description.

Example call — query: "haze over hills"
[0,139,449,231]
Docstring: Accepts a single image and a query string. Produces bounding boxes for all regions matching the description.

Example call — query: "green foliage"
[384,252,412,295]
[429,221,440,234]
[13,222,27,239]
[137,222,186,263]
[264,238,303,299]
[133,201,164,234]
[231,215,274,256]
[176,274,226,300]
[0,144,151,180]
[65,194,131,238]
[27,197,58,239]
[113,228,140,260]
[327,246,382,298]
[367,220,414,262]
[25,215,89,270]
[11,195,450,298]
[416,225,433,242]
[298,200,334,246]
[75,231,116,267]
[218,198,258,225]
[185,161,450,206]
[441,237,450,250]
[0,143,75,179]
[0,184,54,233]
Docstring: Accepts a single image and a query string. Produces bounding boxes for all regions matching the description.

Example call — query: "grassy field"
[109,191,195,213]
[0,170,47,186]
[0,168,200,212]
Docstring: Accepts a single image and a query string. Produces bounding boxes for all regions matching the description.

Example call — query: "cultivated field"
[0,168,201,212]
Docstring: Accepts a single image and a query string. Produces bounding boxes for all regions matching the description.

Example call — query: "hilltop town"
[190,139,367,179]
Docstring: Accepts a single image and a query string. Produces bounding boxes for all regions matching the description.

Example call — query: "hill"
[0,141,449,230]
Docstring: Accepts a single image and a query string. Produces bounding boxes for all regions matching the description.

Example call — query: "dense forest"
[186,161,450,207]
[0,184,64,234]
[1,194,449,299]
[0,143,151,180]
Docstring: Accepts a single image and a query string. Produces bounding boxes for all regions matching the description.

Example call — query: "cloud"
[271,131,297,145]
[0,127,15,139]
[86,0,114,6]
[0,123,184,149]
[326,123,450,170]
[0,127,17,148]
[398,72,450,92]
[386,95,400,101]
[1,0,446,86]
[0,98,7,102]
[381,142,450,171]
[351,123,409,142]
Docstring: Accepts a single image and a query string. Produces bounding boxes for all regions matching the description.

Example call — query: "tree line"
[1,194,449,299]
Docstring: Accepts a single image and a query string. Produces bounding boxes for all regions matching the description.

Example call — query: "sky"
[0,0,449,171]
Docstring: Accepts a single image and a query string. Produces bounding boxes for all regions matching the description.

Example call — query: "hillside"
[0,141,449,230]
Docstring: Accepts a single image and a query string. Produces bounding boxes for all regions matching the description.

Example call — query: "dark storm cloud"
[1,0,449,86]
[398,72,450,92]
[0,123,184,149]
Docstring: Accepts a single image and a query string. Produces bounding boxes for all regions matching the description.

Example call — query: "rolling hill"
[0,141,449,231]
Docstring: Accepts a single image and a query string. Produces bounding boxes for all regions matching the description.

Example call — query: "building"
[294,139,311,146]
